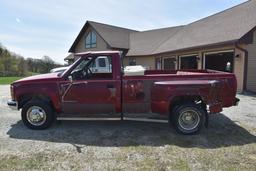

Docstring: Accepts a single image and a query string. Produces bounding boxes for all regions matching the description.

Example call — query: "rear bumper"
[209,97,240,113]
[7,100,18,110]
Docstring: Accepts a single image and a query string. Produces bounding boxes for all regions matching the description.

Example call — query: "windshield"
[59,57,82,77]
[59,56,94,77]
[73,57,92,72]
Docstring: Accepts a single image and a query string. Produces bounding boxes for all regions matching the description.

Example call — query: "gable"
[73,25,109,53]
[69,21,138,52]
[88,21,138,49]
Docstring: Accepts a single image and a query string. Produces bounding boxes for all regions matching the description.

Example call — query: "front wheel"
[170,103,206,135]
[21,101,55,130]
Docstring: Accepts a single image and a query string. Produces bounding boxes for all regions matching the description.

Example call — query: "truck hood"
[14,73,61,84]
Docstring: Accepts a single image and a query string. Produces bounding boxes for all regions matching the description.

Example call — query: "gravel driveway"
[0,85,256,170]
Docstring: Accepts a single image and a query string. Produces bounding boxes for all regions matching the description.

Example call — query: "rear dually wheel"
[170,103,206,135]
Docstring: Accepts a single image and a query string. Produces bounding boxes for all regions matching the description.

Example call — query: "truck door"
[60,55,121,118]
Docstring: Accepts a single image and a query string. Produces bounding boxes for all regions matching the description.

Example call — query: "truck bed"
[122,69,237,115]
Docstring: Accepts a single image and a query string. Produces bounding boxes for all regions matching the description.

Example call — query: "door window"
[98,57,106,67]
[90,56,112,74]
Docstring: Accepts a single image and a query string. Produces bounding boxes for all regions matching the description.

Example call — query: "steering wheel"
[70,66,93,80]
[70,69,83,80]
[87,67,93,75]
[83,67,93,79]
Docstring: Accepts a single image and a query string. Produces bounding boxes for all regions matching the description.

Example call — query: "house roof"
[128,26,183,56]
[68,0,256,57]
[152,0,256,55]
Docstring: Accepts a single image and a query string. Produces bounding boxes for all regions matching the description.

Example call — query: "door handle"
[107,84,114,88]
[72,81,88,85]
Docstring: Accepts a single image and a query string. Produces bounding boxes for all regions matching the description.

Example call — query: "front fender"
[15,82,61,112]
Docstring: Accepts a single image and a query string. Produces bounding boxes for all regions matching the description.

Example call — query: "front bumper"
[7,100,18,110]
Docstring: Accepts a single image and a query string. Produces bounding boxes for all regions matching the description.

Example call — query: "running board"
[124,117,168,123]
[57,117,168,123]
[57,117,121,121]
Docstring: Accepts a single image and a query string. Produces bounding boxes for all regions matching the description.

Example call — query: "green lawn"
[0,77,23,85]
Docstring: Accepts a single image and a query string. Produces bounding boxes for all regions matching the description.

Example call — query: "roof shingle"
[127,26,183,56]
[153,0,256,55]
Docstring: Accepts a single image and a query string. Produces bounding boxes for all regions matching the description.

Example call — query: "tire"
[170,103,206,135]
[21,101,54,130]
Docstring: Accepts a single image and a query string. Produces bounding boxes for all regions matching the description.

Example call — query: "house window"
[163,57,176,70]
[155,58,162,70]
[85,31,97,48]
[129,57,136,66]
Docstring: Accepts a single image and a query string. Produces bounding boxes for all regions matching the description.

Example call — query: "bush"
[0,44,63,77]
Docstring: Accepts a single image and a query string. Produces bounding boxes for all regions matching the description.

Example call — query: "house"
[66,0,256,92]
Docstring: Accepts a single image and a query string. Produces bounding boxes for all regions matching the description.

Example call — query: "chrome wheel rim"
[178,109,200,131]
[26,106,46,126]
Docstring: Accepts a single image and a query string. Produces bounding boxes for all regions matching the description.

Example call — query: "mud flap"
[204,112,209,128]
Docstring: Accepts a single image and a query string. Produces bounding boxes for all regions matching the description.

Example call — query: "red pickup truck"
[7,51,239,134]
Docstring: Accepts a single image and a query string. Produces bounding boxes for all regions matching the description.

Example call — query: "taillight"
[10,85,14,100]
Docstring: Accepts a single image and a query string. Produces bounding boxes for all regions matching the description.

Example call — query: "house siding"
[245,30,256,92]
[234,47,245,92]
[74,26,109,54]
[167,45,244,92]
[123,56,155,69]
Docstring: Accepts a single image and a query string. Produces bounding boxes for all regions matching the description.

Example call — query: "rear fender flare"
[168,94,207,113]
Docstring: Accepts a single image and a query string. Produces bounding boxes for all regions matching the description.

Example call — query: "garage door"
[179,55,197,69]
[163,57,176,70]
[204,51,234,72]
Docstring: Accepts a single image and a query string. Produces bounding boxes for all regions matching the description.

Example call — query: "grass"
[0,154,47,171]
[0,140,255,171]
[0,72,41,84]
[0,77,23,84]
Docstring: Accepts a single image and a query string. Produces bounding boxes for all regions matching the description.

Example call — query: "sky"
[0,0,247,64]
